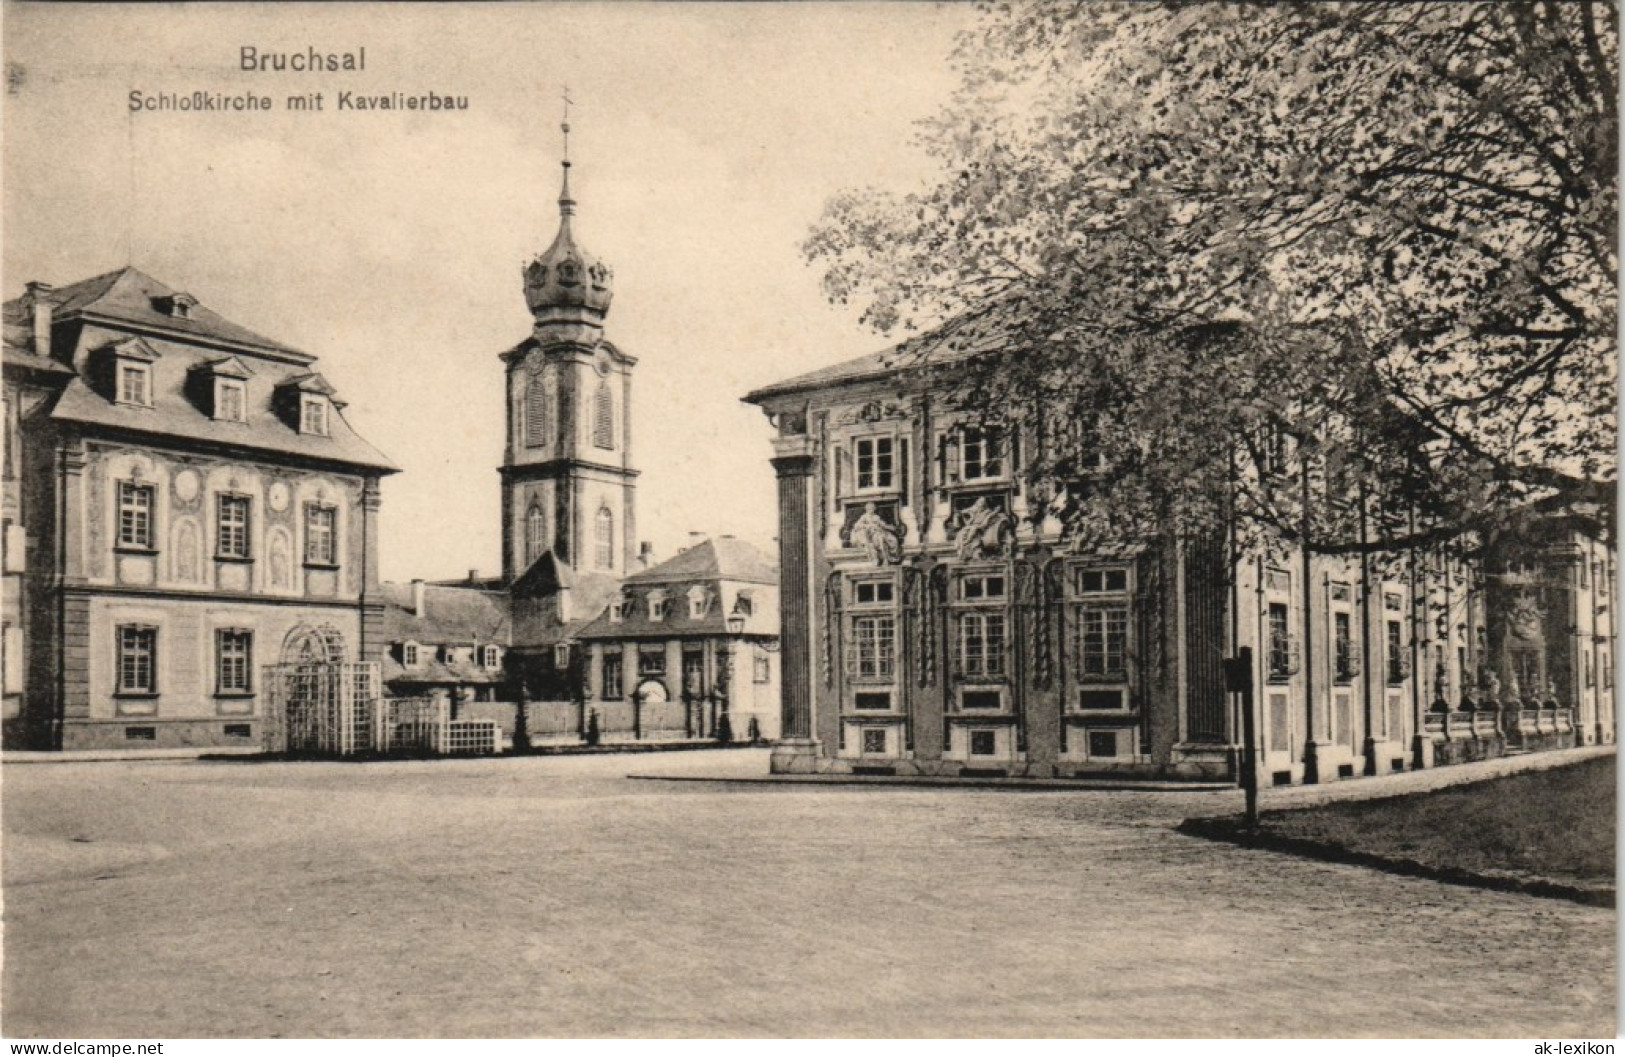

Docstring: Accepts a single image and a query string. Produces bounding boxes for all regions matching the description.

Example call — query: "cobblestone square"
[2,749,1614,1037]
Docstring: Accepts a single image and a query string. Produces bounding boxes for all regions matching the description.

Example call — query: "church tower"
[499,109,637,585]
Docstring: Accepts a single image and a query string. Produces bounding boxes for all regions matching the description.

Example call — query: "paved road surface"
[2,750,1613,1037]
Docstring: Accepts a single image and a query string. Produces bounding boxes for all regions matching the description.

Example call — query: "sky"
[2,1,972,582]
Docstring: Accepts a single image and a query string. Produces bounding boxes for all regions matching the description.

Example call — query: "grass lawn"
[1254,756,1616,886]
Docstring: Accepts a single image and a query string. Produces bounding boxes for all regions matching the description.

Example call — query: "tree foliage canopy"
[805,1,1617,553]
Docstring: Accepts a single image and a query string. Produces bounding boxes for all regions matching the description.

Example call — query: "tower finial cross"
[561,85,573,164]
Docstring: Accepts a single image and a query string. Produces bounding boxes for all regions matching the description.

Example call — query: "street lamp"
[719,614,745,743]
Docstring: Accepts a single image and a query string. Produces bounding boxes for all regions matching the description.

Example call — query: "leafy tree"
[805,1,1617,555]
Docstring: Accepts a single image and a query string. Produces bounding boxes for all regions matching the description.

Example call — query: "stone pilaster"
[770,435,817,769]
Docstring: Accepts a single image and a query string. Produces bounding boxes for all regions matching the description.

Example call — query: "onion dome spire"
[523,86,613,330]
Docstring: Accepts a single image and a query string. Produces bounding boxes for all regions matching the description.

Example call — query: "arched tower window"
[593,380,614,450]
[594,506,614,570]
[525,376,550,449]
[526,503,547,565]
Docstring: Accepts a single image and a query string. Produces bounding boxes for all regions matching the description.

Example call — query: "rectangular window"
[1088,730,1119,758]
[855,436,895,491]
[1079,605,1128,677]
[961,689,1002,710]
[638,645,666,677]
[753,654,771,684]
[1333,610,1355,683]
[1075,568,1128,595]
[682,650,705,696]
[962,574,1007,601]
[1079,688,1126,711]
[118,364,151,406]
[118,482,154,549]
[117,625,157,694]
[850,615,896,680]
[216,629,253,694]
[305,505,336,565]
[853,691,891,711]
[1268,603,1292,682]
[960,428,1003,481]
[602,652,624,700]
[648,593,667,622]
[957,612,1006,679]
[1386,619,1405,685]
[301,396,329,436]
[853,580,894,606]
[217,494,251,559]
[216,380,245,422]
[403,642,420,667]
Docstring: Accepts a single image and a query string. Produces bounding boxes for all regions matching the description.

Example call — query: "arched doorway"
[264,624,377,754]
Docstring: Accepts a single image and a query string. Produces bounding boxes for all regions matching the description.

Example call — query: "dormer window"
[648,590,668,622]
[118,363,152,407]
[163,293,198,320]
[215,379,246,422]
[482,645,501,670]
[688,586,708,620]
[403,641,420,668]
[609,601,625,624]
[301,395,329,436]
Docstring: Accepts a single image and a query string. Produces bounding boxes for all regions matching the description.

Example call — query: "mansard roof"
[22,266,314,362]
[621,536,778,587]
[14,268,397,474]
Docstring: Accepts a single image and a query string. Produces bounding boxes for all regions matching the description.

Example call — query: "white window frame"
[117,362,152,407]
[959,427,1005,483]
[956,610,1007,680]
[688,586,708,620]
[215,378,246,422]
[217,493,252,560]
[304,504,337,566]
[854,435,896,493]
[961,572,1007,602]
[300,395,329,436]
[648,591,667,622]
[116,625,158,694]
[117,481,155,550]
[215,628,254,695]
[482,645,501,670]
[403,641,421,668]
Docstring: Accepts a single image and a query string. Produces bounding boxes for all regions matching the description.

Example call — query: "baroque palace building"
[1,268,396,750]
[744,336,1616,782]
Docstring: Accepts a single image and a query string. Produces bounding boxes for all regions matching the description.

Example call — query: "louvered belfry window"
[593,381,613,450]
[525,378,550,449]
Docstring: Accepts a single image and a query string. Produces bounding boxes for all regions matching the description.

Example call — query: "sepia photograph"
[0,0,1617,1042]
